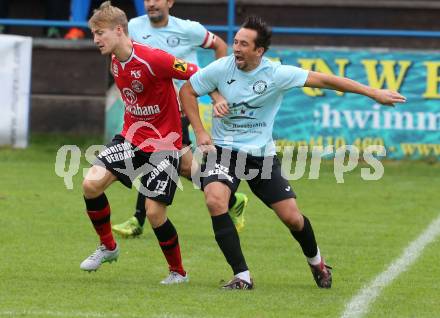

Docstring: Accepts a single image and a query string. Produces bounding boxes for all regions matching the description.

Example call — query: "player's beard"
[148,12,164,24]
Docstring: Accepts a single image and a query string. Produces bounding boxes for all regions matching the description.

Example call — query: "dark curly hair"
[241,15,272,53]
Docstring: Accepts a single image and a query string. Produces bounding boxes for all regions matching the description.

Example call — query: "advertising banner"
[0,34,32,148]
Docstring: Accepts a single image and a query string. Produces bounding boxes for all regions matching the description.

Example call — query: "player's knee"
[146,209,161,225]
[287,212,303,231]
[179,150,193,179]
[82,179,101,198]
[205,191,228,214]
[145,201,166,227]
[179,160,192,179]
[285,208,304,231]
[277,200,303,229]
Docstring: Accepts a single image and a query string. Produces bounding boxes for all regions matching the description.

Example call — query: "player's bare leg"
[271,198,332,288]
[179,144,196,179]
[146,198,188,284]
[83,165,117,199]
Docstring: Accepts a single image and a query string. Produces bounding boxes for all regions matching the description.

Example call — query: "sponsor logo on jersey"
[126,104,161,117]
[167,35,180,47]
[122,88,137,105]
[112,63,119,77]
[131,80,144,93]
[226,79,236,85]
[253,80,268,95]
[173,58,188,73]
[131,70,141,79]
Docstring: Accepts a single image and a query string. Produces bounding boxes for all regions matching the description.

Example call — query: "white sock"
[307,247,321,266]
[235,270,251,284]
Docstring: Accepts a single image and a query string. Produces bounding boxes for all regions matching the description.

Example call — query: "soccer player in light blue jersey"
[180,16,406,289]
[112,0,249,238]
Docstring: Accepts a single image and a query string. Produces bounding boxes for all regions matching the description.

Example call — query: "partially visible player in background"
[81,1,198,284]
[112,0,249,238]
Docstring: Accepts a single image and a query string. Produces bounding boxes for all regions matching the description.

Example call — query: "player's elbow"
[179,82,189,112]
[179,82,189,102]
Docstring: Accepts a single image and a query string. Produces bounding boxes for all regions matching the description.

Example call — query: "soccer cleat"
[80,244,119,272]
[222,277,254,290]
[64,27,85,40]
[309,259,332,288]
[112,216,143,238]
[229,193,248,232]
[160,271,189,285]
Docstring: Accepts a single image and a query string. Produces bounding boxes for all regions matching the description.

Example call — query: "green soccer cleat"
[112,216,143,238]
[229,192,248,233]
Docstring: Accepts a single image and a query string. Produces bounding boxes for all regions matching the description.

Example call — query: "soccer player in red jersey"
[80,1,197,284]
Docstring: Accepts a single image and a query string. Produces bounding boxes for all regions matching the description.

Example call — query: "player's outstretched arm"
[304,71,407,107]
[180,82,214,152]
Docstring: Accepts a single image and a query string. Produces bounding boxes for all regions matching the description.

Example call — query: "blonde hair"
[88,1,128,35]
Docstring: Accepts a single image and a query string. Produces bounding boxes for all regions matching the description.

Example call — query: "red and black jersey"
[111,41,198,152]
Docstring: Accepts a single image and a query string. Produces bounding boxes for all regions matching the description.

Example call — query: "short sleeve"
[185,20,209,47]
[128,17,143,42]
[274,64,309,91]
[189,58,223,96]
[147,48,198,80]
[128,19,135,37]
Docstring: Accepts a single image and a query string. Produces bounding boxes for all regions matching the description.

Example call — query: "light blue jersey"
[190,55,309,156]
[128,15,208,67]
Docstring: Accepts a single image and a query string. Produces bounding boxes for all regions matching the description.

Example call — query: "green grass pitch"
[0,135,439,318]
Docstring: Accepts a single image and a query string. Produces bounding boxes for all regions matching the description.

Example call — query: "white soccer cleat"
[80,244,119,272]
[160,271,189,285]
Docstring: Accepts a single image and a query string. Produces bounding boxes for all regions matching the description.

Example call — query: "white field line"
[0,310,199,318]
[341,214,440,318]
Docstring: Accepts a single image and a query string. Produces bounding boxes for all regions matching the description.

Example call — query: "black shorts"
[181,116,191,146]
[201,146,296,207]
[94,135,180,205]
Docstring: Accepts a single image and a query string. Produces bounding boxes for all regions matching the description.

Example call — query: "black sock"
[133,192,146,227]
[290,215,318,258]
[84,193,108,211]
[211,213,248,275]
[228,194,237,210]
[152,218,177,243]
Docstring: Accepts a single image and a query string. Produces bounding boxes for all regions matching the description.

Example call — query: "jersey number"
[155,180,168,192]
